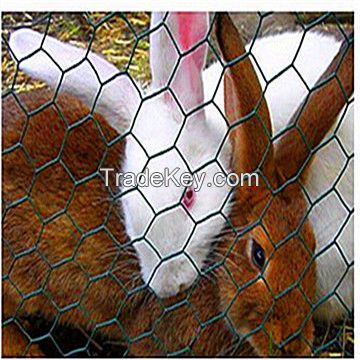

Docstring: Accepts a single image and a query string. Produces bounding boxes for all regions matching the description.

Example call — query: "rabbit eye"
[182,187,195,209]
[251,240,265,270]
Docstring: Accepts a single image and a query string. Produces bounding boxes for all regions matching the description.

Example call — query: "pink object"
[182,186,195,209]
[174,12,208,104]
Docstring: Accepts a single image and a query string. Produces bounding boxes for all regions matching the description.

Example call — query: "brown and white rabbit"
[3,13,353,357]
[211,13,353,355]
[207,18,354,323]
[8,12,354,321]
[2,89,253,357]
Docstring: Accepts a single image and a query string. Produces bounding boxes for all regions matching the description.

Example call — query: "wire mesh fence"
[1,12,354,357]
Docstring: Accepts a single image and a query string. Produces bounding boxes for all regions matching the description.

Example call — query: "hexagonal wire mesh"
[1,12,354,357]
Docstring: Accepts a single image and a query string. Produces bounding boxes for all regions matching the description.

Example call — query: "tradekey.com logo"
[100,167,259,192]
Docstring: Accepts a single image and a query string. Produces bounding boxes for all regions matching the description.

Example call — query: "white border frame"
[0,0,356,12]
[0,2,357,359]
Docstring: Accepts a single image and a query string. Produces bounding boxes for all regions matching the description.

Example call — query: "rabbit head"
[214,14,353,356]
[121,12,236,297]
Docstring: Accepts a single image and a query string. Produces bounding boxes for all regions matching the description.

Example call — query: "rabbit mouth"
[144,254,199,298]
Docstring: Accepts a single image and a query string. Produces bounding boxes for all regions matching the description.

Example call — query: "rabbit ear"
[215,13,276,188]
[150,12,209,112]
[9,29,140,134]
[275,37,354,181]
